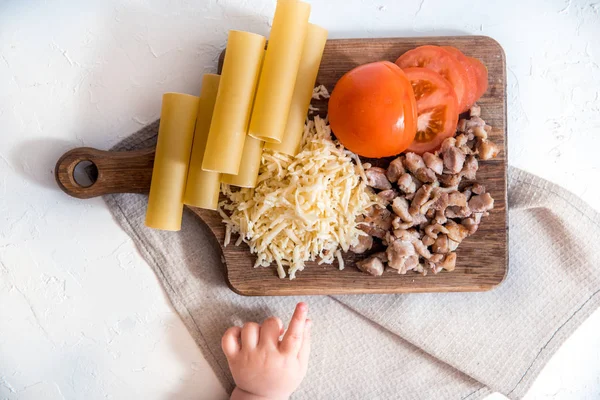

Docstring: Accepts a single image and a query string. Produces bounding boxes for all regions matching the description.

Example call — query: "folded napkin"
[104,121,600,399]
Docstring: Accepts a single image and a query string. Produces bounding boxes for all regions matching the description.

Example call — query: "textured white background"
[1,0,599,399]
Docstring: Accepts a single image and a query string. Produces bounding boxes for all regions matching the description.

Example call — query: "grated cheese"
[220,116,376,279]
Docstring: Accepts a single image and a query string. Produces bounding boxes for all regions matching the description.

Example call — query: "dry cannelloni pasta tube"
[267,23,327,156]
[202,30,266,175]
[145,93,199,231]
[183,74,221,209]
[248,0,311,144]
[221,135,264,188]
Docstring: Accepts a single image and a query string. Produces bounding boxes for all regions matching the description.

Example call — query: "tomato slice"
[396,45,470,113]
[328,61,417,158]
[441,46,478,112]
[468,56,489,101]
[402,67,459,154]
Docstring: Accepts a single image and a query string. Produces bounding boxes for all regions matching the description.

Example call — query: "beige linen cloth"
[104,121,600,399]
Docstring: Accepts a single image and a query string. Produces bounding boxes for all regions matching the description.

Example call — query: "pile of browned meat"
[352,105,500,276]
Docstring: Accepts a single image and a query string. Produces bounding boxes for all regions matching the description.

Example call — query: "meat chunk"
[386,157,405,183]
[434,209,447,224]
[470,104,481,117]
[457,119,468,133]
[465,116,485,130]
[393,228,421,242]
[413,239,432,259]
[446,206,472,219]
[442,146,466,174]
[423,152,444,174]
[409,184,433,215]
[386,240,415,270]
[448,191,468,207]
[432,234,450,254]
[461,216,480,235]
[397,173,417,194]
[440,137,457,152]
[445,220,470,244]
[356,256,384,276]
[438,173,461,188]
[360,207,393,239]
[468,192,494,213]
[455,134,468,147]
[439,252,457,271]
[431,192,450,211]
[377,189,398,206]
[422,235,435,246]
[461,155,478,180]
[424,223,450,239]
[470,183,486,194]
[477,139,500,160]
[350,234,373,254]
[415,167,437,183]
[403,153,425,174]
[392,197,412,222]
[472,126,487,140]
[365,167,392,190]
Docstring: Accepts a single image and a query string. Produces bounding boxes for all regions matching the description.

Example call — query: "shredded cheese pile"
[219,116,376,279]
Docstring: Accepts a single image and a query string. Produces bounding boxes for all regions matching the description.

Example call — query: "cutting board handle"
[55,147,155,199]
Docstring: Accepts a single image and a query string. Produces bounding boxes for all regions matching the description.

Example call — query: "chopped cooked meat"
[425,208,435,219]
[484,125,492,133]
[392,216,412,230]
[468,192,494,212]
[429,261,443,274]
[386,157,405,183]
[386,239,415,270]
[412,239,432,259]
[392,197,412,222]
[440,137,456,152]
[432,234,450,254]
[477,139,500,160]
[377,189,398,206]
[442,146,466,174]
[397,173,417,194]
[470,104,481,117]
[372,251,388,263]
[356,256,384,276]
[438,173,461,188]
[393,228,421,242]
[471,183,485,194]
[365,167,392,190]
[403,153,425,174]
[457,119,468,132]
[455,134,468,147]
[360,206,393,239]
[465,116,485,129]
[349,234,373,254]
[461,216,479,235]
[409,184,433,215]
[448,191,468,207]
[424,223,450,238]
[431,192,450,211]
[472,126,487,140]
[415,167,437,183]
[429,253,444,263]
[423,152,444,174]
[439,252,457,271]
[461,155,478,180]
[434,209,447,224]
[446,206,472,219]
[422,235,435,246]
[445,220,470,243]
[412,213,428,227]
[404,255,419,272]
[448,238,460,251]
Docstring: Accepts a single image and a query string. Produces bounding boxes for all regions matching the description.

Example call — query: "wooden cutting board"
[55,36,507,296]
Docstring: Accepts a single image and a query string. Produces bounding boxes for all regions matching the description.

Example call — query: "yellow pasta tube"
[248,0,311,144]
[145,93,199,231]
[183,74,221,209]
[221,136,264,188]
[201,30,266,175]
[267,24,328,156]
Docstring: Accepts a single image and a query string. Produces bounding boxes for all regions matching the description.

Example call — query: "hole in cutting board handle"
[73,160,99,188]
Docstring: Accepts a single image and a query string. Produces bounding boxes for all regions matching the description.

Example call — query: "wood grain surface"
[55,36,507,296]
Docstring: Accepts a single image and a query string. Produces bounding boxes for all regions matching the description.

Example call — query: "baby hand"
[222,302,312,400]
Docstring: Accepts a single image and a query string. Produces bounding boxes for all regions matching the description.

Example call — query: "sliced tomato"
[396,45,470,113]
[441,46,478,112]
[403,67,459,154]
[468,56,489,101]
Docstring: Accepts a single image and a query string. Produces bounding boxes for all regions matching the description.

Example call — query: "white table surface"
[1,0,599,399]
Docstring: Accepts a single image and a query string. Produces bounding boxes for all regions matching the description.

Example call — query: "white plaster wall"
[0,0,598,399]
